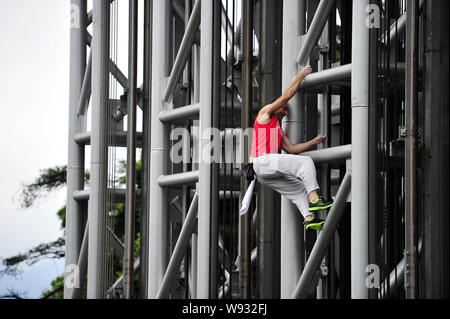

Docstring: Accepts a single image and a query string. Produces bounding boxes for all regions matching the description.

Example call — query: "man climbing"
[250,66,333,231]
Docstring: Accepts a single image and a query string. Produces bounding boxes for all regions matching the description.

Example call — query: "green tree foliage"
[1,159,142,299]
[41,275,64,299]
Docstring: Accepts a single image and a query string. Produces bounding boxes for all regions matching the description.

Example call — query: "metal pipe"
[157,193,199,298]
[87,0,109,298]
[148,0,171,298]
[77,51,92,115]
[218,247,258,299]
[197,0,213,298]
[159,103,200,123]
[139,0,152,299]
[291,172,351,299]
[296,0,335,65]
[74,131,143,148]
[109,59,128,89]
[379,239,423,298]
[221,0,234,46]
[109,258,140,296]
[65,0,87,299]
[157,170,199,187]
[299,63,352,89]
[351,0,370,299]
[123,0,138,299]
[404,0,419,299]
[301,144,351,163]
[163,0,201,103]
[69,222,89,299]
[172,0,186,23]
[239,0,253,299]
[281,0,305,298]
[73,188,141,202]
[108,226,125,258]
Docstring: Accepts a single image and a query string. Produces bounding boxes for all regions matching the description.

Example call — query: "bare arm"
[259,66,312,118]
[281,134,327,154]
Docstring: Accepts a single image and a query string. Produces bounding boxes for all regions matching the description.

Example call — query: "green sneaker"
[304,217,326,231]
[308,196,333,212]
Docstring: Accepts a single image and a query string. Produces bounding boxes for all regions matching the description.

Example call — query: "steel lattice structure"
[65,0,449,299]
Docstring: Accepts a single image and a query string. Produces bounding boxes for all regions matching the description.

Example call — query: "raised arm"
[259,66,312,117]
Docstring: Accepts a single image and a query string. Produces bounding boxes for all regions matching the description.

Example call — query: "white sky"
[0,0,71,298]
[0,0,142,298]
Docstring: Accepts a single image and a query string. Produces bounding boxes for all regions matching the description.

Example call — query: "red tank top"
[251,115,285,157]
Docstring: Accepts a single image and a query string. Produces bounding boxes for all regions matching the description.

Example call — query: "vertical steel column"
[351,0,370,299]
[404,0,418,299]
[65,0,87,299]
[140,0,152,299]
[316,15,330,300]
[148,0,171,298]
[257,0,281,298]
[189,40,201,299]
[123,0,138,299]
[280,0,305,298]
[209,0,221,298]
[239,0,253,299]
[87,0,110,298]
[422,0,449,299]
[197,0,213,298]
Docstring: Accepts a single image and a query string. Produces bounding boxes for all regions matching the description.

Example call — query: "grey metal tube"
[299,63,352,89]
[351,0,370,299]
[65,0,87,299]
[69,222,89,299]
[197,0,213,298]
[163,0,201,103]
[157,193,199,298]
[157,170,199,187]
[77,51,92,115]
[239,0,253,299]
[109,258,140,295]
[73,188,141,202]
[291,172,351,299]
[159,103,200,123]
[301,144,351,163]
[172,0,186,24]
[139,1,152,299]
[123,0,138,299]
[296,0,335,65]
[109,59,128,89]
[379,239,422,298]
[108,226,124,258]
[220,0,234,46]
[139,0,152,299]
[404,0,418,299]
[281,0,305,298]
[148,0,171,299]
[74,131,143,148]
[87,0,109,298]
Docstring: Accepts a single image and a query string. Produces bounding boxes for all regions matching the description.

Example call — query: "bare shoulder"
[256,108,271,125]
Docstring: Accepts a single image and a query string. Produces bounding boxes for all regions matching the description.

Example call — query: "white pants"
[253,153,320,218]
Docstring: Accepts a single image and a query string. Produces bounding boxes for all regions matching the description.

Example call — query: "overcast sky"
[0,0,142,298]
[0,0,72,298]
